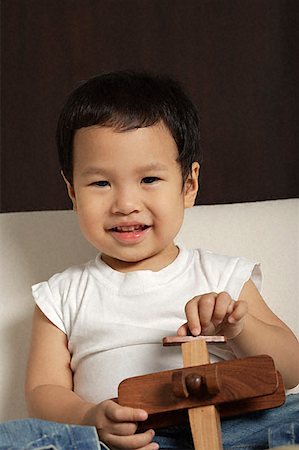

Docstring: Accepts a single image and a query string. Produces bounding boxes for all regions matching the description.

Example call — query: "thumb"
[177,322,189,336]
[107,402,148,423]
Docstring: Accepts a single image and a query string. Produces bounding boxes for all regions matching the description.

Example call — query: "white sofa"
[0,199,298,423]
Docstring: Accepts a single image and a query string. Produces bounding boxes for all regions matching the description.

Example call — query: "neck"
[101,245,179,273]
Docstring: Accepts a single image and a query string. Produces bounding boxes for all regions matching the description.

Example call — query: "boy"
[24,71,299,450]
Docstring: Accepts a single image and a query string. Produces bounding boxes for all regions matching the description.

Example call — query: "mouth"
[109,224,150,233]
[108,223,151,243]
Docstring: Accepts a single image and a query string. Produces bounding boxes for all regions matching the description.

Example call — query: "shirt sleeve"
[198,249,262,301]
[224,257,262,300]
[32,275,67,334]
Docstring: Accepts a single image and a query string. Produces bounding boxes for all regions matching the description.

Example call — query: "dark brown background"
[1,0,298,212]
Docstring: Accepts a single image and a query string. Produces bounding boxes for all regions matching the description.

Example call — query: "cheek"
[76,213,105,251]
[161,187,185,211]
[75,200,102,236]
[76,191,106,216]
[155,194,185,231]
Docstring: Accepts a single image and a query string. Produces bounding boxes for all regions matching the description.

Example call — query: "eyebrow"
[81,167,107,177]
[81,162,169,177]
[138,162,169,171]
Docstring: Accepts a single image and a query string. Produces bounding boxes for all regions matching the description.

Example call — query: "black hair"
[56,71,201,184]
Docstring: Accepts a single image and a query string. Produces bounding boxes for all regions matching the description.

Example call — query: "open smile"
[108,224,151,243]
[110,224,150,232]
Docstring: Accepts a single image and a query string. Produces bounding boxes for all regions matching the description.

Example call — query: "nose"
[111,186,142,216]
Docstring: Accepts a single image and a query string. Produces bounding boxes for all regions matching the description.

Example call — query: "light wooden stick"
[181,339,223,450]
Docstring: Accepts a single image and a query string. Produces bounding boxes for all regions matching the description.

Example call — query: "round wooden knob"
[172,371,203,398]
[186,373,202,394]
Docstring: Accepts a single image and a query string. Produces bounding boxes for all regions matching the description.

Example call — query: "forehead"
[73,122,179,167]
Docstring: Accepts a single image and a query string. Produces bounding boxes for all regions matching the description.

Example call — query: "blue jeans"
[0,419,108,450]
[154,394,299,449]
[0,395,298,449]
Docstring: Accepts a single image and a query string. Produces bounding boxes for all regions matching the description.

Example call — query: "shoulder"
[32,257,98,298]
[195,248,252,269]
[193,248,262,300]
[31,256,100,334]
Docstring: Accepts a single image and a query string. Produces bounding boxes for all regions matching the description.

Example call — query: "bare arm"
[25,306,93,423]
[228,280,299,389]
[26,306,158,450]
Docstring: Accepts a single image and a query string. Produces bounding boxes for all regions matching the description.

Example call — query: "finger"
[196,293,217,333]
[228,300,248,323]
[103,428,157,450]
[106,402,148,423]
[212,292,233,327]
[107,420,138,436]
[184,296,202,336]
[177,322,189,336]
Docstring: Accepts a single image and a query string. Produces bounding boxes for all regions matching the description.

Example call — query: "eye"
[91,180,110,188]
[141,176,160,184]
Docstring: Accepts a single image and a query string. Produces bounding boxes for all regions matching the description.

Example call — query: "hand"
[177,292,248,340]
[84,399,159,450]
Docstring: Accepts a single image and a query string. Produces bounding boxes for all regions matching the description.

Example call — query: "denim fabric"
[0,395,298,449]
[154,394,299,450]
[0,419,108,450]
[268,422,299,448]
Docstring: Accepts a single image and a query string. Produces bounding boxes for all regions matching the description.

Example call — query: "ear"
[61,171,77,211]
[183,162,199,208]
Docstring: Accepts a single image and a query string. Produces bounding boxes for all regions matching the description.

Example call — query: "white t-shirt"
[32,246,261,403]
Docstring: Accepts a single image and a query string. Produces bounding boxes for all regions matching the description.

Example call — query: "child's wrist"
[81,402,98,426]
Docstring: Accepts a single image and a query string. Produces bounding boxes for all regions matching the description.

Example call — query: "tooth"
[113,225,147,232]
[116,226,135,231]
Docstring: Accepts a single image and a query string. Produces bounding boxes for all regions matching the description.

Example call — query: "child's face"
[65,122,199,272]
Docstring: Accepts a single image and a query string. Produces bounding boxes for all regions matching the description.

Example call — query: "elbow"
[284,358,299,390]
[25,384,41,418]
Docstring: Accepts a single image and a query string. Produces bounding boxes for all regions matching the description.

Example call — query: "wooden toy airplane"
[118,335,285,450]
